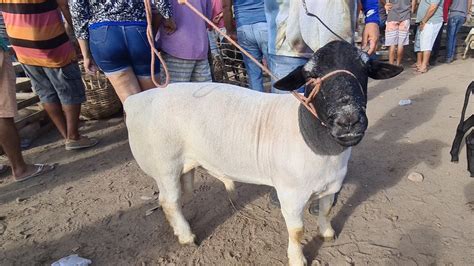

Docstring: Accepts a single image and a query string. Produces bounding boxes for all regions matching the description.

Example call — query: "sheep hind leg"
[318,193,335,242]
[157,173,196,246]
[212,175,236,202]
[181,169,195,204]
[221,177,236,200]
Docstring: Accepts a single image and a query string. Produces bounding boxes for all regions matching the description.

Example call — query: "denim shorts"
[89,22,159,77]
[23,62,86,105]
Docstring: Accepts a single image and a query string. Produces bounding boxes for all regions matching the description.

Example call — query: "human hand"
[362,22,379,55]
[213,12,223,24]
[228,30,237,42]
[83,56,98,74]
[384,3,393,12]
[164,18,177,35]
[419,21,426,31]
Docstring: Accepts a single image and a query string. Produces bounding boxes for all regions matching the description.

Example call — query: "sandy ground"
[1,58,473,265]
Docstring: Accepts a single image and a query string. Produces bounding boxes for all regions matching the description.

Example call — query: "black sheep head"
[274,40,403,147]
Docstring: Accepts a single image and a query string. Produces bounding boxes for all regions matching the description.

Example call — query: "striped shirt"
[0,0,76,68]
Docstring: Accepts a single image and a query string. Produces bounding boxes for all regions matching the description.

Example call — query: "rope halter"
[291,70,365,125]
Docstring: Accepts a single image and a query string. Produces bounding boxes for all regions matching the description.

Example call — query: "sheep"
[124,40,403,265]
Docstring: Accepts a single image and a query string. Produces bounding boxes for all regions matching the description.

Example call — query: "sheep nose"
[335,112,360,129]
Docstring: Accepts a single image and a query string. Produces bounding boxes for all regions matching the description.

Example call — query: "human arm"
[361,0,380,55]
[384,0,392,13]
[420,1,441,30]
[468,0,472,22]
[222,0,236,40]
[443,0,453,22]
[57,0,73,28]
[68,0,96,72]
[77,39,98,73]
[68,0,91,40]
[154,0,176,35]
[412,0,418,14]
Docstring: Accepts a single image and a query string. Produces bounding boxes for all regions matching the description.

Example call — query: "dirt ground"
[1,57,473,265]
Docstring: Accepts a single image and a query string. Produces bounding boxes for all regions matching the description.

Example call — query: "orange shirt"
[0,0,76,67]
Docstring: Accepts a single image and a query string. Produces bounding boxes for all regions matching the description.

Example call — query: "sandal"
[15,163,56,182]
[411,63,420,69]
[416,67,428,74]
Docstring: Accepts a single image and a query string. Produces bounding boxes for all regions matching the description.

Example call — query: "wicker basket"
[79,62,122,120]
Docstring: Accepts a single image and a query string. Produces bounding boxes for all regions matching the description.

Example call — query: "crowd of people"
[0,0,471,203]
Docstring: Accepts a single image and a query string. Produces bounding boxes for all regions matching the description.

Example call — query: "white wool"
[124,82,351,266]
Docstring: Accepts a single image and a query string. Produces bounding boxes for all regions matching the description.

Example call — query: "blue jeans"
[236,22,268,92]
[446,15,466,61]
[269,54,308,94]
[89,22,159,77]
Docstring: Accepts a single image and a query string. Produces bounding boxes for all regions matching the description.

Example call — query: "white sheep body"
[124,82,351,266]
[125,83,350,197]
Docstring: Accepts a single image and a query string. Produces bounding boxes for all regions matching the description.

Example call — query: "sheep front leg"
[278,191,309,266]
[318,194,335,241]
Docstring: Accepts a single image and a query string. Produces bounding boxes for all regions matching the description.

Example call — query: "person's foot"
[446,57,454,64]
[416,66,428,74]
[65,136,99,150]
[14,163,55,182]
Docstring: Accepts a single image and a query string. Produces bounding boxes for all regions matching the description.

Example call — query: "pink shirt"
[212,0,225,28]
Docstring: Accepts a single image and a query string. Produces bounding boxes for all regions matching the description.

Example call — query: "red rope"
[144,0,169,88]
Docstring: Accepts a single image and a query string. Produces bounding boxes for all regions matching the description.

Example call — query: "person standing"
[158,0,213,83]
[445,0,471,63]
[263,0,380,213]
[413,0,444,73]
[265,0,381,93]
[222,0,268,92]
[1,0,98,150]
[384,0,414,65]
[69,0,173,103]
[0,38,55,181]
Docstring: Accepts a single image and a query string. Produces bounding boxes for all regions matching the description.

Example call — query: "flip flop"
[416,67,428,74]
[15,163,56,182]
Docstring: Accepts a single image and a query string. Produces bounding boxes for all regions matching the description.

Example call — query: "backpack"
[450,81,474,177]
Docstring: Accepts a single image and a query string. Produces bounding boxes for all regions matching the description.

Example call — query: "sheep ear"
[273,65,306,91]
[368,60,404,80]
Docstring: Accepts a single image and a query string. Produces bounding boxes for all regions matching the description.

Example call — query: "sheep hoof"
[178,234,197,246]
[288,256,307,266]
[319,235,335,242]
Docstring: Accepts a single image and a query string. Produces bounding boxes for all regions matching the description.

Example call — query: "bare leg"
[62,104,81,140]
[180,169,195,204]
[388,45,396,65]
[137,75,161,91]
[318,194,335,241]
[106,68,142,103]
[0,118,46,179]
[0,118,27,175]
[396,45,405,66]
[43,103,67,139]
[420,50,431,71]
[416,52,422,67]
[278,189,310,266]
